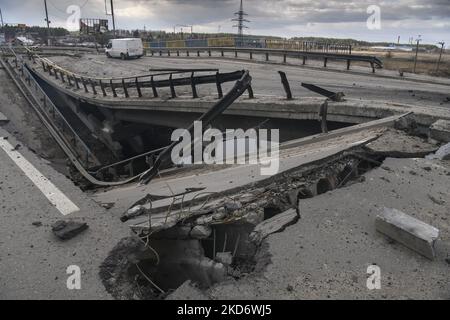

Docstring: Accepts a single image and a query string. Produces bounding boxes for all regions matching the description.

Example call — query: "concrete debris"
[224,201,242,213]
[121,205,145,222]
[100,202,115,210]
[51,220,89,240]
[0,112,9,125]
[215,252,233,266]
[430,120,450,143]
[365,128,438,158]
[190,225,212,240]
[426,143,450,161]
[375,208,439,260]
[165,280,209,300]
[250,208,300,244]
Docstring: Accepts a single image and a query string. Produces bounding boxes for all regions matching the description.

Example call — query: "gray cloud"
[1,0,448,45]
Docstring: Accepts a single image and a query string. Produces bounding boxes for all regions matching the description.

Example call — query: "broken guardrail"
[148,46,383,73]
[139,70,253,185]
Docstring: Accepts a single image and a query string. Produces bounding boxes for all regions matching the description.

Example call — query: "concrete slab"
[208,157,450,299]
[430,119,450,142]
[376,208,439,260]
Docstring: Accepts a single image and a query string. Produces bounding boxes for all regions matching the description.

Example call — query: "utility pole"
[44,0,51,46]
[232,0,250,46]
[110,0,116,36]
[0,8,4,28]
[435,42,445,73]
[413,36,421,73]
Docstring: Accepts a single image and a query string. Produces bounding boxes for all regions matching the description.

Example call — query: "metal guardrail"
[31,51,254,99]
[1,46,257,186]
[2,47,99,169]
[148,46,383,73]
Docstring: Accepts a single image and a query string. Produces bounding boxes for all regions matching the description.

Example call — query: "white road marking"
[0,138,80,215]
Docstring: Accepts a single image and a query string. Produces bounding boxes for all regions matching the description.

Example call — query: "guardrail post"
[186,50,190,57]
[265,53,269,61]
[197,50,200,57]
[54,69,59,79]
[167,50,171,57]
[41,61,47,72]
[177,50,180,57]
[60,72,65,83]
[318,100,328,134]
[370,61,375,73]
[221,50,224,57]
[190,72,198,99]
[90,79,97,95]
[169,74,176,98]
[250,52,253,60]
[67,75,72,86]
[347,60,351,70]
[323,57,328,68]
[135,77,142,97]
[151,50,154,56]
[110,80,117,97]
[159,51,162,56]
[215,72,223,99]
[151,76,158,98]
[122,79,130,98]
[99,80,107,97]
[208,50,211,57]
[235,51,238,58]
[74,77,80,89]
[80,78,88,93]
[247,85,254,99]
[278,71,293,100]
[302,56,306,65]
[283,54,287,64]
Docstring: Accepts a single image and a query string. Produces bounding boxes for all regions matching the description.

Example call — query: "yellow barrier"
[207,37,235,47]
[166,40,186,48]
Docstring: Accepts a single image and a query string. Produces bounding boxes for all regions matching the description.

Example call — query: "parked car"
[105,38,144,59]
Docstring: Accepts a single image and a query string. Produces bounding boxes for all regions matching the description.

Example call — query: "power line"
[232,0,250,37]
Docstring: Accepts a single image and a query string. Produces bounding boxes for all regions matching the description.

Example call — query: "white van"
[105,38,144,59]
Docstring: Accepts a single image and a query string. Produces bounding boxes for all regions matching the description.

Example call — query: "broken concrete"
[215,252,233,266]
[426,143,450,161]
[51,220,89,240]
[430,119,450,142]
[250,208,300,244]
[190,225,212,240]
[375,208,439,260]
[365,128,438,158]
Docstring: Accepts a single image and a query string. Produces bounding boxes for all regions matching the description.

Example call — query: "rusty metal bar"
[278,71,293,100]
[190,72,198,99]
[301,83,344,102]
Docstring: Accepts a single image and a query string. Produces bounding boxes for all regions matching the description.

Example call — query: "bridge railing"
[147,46,383,73]
[144,37,353,55]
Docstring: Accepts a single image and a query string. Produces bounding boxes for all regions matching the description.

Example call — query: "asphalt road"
[0,127,128,299]
[49,53,450,109]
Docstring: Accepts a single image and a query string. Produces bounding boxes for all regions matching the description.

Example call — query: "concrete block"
[250,208,299,243]
[190,225,212,239]
[430,119,450,142]
[375,208,439,260]
[0,112,9,125]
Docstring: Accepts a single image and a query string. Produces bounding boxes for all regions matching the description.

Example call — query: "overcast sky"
[1,0,448,46]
